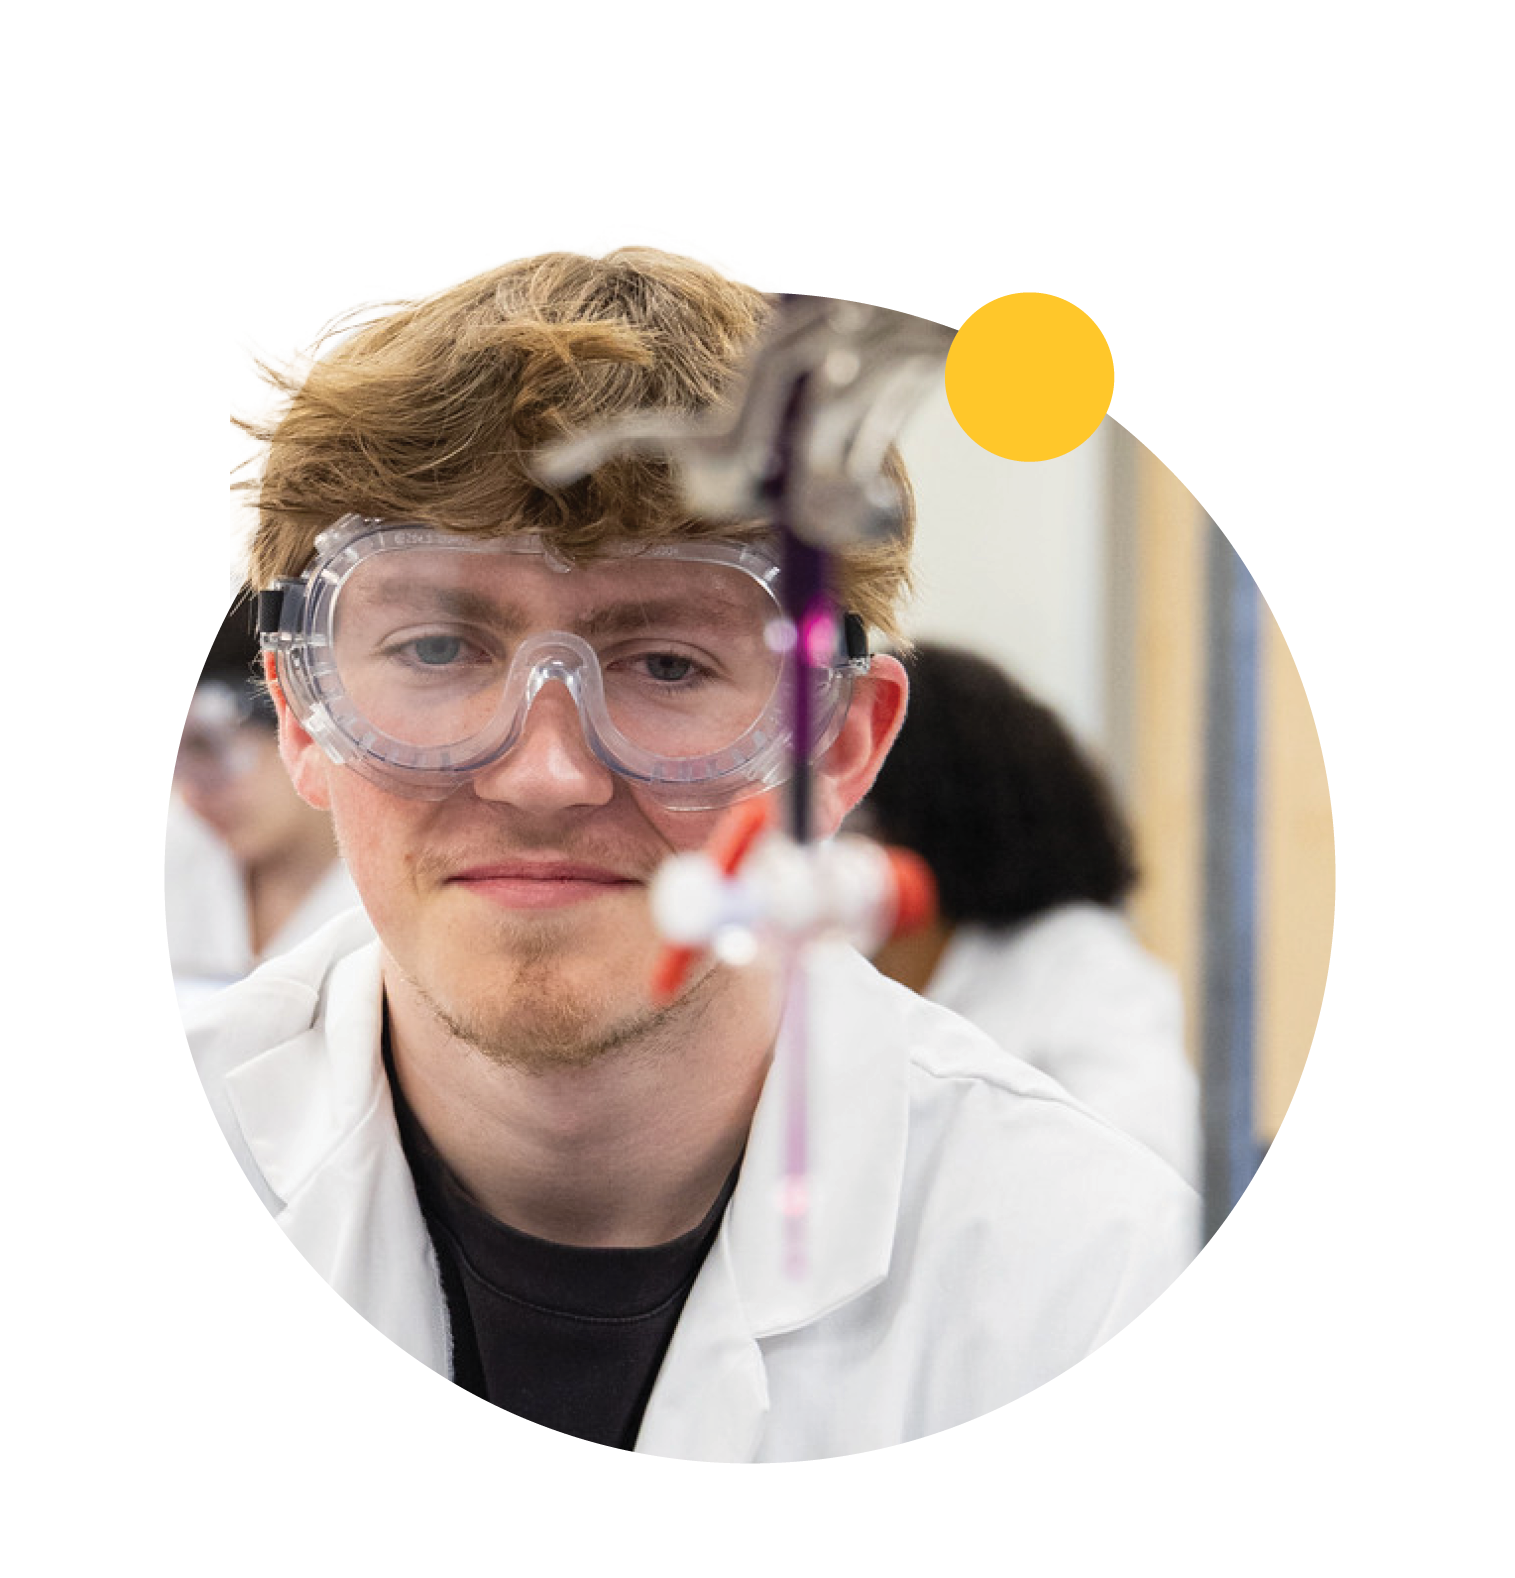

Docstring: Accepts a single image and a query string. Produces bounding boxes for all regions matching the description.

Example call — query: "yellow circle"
[945,293,1114,462]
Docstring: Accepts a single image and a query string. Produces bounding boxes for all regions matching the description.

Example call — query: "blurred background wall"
[895,394,1334,1158]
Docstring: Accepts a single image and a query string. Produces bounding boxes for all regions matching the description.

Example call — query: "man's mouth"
[446,860,643,911]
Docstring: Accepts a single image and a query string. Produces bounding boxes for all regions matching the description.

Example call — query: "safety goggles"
[257,515,869,810]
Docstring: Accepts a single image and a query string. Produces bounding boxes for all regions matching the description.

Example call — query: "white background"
[8,2,1510,1571]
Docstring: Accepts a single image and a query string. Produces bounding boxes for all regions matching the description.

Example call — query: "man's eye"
[409,635,466,666]
[642,653,698,683]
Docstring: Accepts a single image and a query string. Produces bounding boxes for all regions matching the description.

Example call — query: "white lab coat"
[165,797,361,1009]
[927,905,1202,1188]
[186,907,1199,1462]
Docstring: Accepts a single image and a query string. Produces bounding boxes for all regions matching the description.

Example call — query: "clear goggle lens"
[334,544,781,758]
[265,520,861,808]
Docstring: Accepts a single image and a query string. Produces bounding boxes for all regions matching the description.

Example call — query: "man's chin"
[405,960,679,1074]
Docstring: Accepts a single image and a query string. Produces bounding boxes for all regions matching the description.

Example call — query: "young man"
[192,247,1198,1462]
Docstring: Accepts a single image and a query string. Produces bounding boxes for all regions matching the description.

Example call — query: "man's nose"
[468,678,617,811]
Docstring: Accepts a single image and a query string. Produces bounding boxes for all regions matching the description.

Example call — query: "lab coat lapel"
[637,942,910,1460]
[730,941,910,1334]
[224,940,450,1374]
[631,1231,770,1461]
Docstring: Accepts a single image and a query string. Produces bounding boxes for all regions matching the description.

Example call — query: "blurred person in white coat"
[858,642,1200,1187]
[189,247,1198,1460]
[167,599,356,1005]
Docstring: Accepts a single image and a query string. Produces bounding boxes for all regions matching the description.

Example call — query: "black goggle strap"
[255,580,306,651]
[841,611,870,671]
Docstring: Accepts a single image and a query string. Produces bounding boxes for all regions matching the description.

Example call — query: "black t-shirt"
[385,1036,738,1451]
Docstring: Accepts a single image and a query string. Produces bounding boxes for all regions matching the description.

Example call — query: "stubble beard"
[396,918,711,1076]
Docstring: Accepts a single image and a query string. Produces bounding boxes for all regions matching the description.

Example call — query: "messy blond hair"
[235,248,915,640]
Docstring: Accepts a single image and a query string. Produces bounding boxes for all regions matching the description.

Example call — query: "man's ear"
[811,653,909,837]
[264,653,333,811]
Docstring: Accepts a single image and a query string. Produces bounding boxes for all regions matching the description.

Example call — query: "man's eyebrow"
[575,592,754,640]
[348,579,760,638]
[348,580,525,628]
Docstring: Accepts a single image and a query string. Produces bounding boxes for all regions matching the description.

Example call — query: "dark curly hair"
[863,643,1137,926]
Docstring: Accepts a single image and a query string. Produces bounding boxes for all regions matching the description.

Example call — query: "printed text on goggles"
[257,516,870,810]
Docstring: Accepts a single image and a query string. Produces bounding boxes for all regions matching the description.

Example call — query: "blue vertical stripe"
[1201,527,1262,1240]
